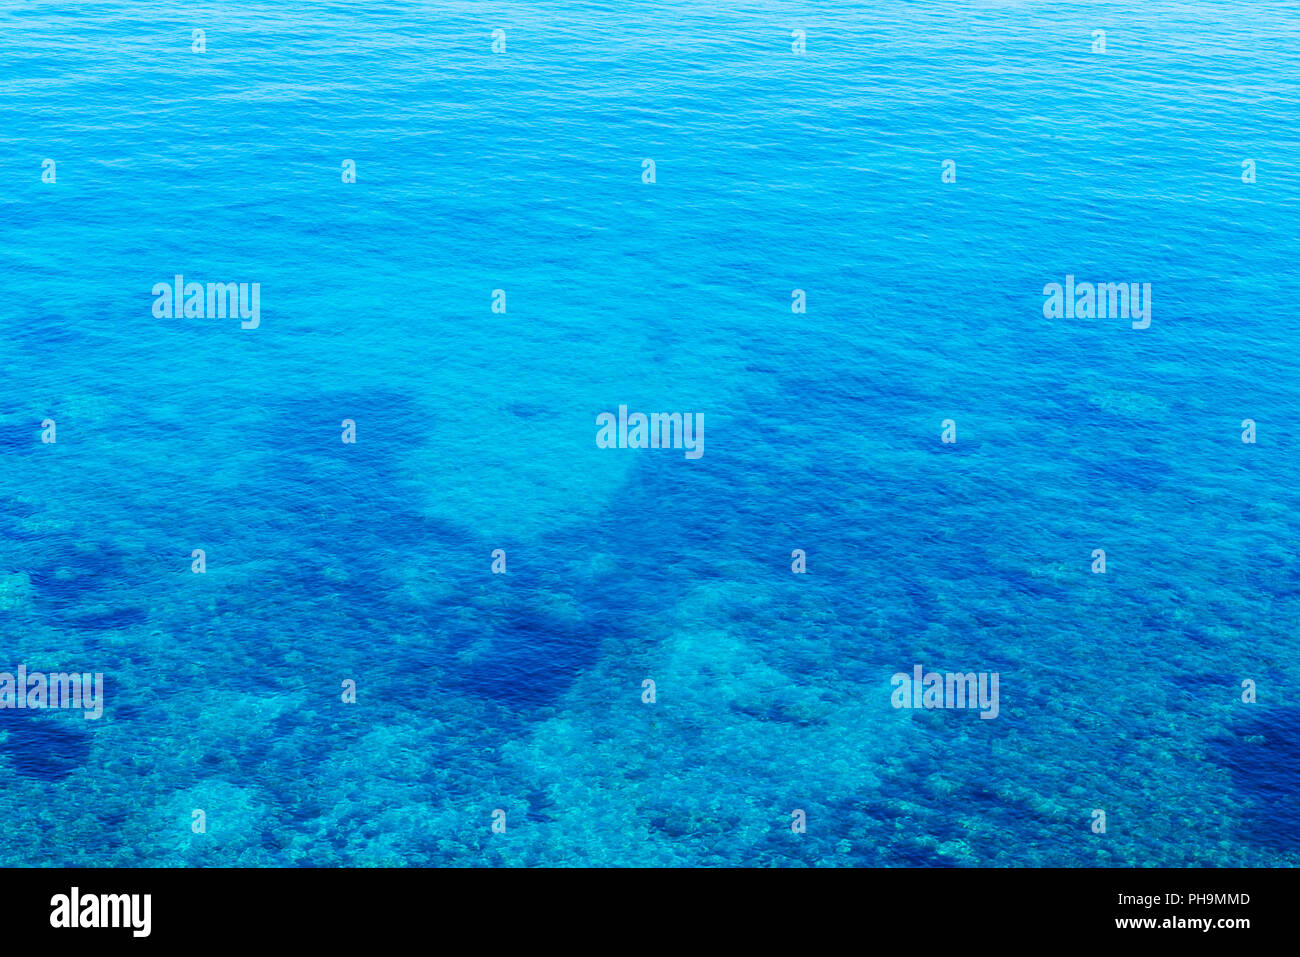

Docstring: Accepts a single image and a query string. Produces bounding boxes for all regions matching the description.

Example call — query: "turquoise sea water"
[1,0,1298,866]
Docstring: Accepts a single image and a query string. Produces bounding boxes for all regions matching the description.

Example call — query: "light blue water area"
[0,1,1298,865]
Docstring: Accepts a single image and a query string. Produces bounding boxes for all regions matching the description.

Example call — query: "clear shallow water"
[1,0,1298,866]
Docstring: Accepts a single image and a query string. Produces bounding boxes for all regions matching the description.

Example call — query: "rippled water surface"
[1,1,1298,865]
